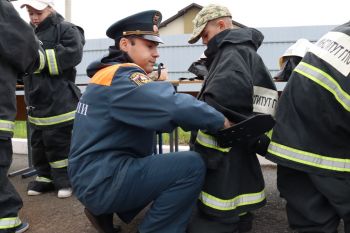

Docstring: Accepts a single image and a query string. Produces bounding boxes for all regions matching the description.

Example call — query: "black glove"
[251,134,271,157]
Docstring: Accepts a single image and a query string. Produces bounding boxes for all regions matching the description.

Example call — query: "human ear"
[218,20,226,30]
[119,38,129,52]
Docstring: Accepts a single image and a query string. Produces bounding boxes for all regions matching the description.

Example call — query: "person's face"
[26,6,53,27]
[120,37,160,73]
[200,20,225,45]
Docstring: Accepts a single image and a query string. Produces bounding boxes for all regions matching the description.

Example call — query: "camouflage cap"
[188,4,232,44]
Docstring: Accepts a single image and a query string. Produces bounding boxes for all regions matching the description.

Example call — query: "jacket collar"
[205,27,264,60]
[86,46,133,78]
[33,12,64,31]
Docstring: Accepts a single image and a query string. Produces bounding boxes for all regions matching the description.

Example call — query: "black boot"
[84,208,121,233]
[238,212,253,233]
[27,180,55,196]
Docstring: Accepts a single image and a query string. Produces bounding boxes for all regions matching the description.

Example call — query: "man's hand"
[157,68,168,81]
[222,117,234,129]
[148,63,168,81]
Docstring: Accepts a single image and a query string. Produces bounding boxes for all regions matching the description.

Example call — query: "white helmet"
[279,38,314,68]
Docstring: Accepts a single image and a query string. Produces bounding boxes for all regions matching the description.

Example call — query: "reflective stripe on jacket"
[28,110,75,126]
[196,130,231,153]
[24,12,85,129]
[295,61,350,111]
[266,23,350,178]
[0,120,14,134]
[268,142,350,172]
[0,0,40,138]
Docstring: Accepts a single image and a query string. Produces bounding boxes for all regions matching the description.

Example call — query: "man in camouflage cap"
[187,4,278,233]
[188,4,232,44]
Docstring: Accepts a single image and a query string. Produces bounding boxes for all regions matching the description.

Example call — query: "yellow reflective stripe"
[266,129,273,139]
[0,217,21,229]
[239,212,247,216]
[50,159,68,169]
[295,62,350,112]
[268,141,350,172]
[0,120,14,132]
[35,176,52,183]
[45,49,59,75]
[199,190,266,211]
[34,49,46,74]
[196,130,231,152]
[28,110,75,126]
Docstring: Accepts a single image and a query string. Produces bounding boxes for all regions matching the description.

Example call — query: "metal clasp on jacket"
[26,106,35,114]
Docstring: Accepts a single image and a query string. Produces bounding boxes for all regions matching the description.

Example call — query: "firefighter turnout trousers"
[188,131,266,233]
[277,165,350,233]
[0,139,23,232]
[30,125,72,189]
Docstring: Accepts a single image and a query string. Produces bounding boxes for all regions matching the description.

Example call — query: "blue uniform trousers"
[101,151,205,233]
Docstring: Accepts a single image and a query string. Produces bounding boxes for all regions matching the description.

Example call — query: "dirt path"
[10,154,344,233]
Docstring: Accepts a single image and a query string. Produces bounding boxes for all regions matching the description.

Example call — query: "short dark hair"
[115,36,136,49]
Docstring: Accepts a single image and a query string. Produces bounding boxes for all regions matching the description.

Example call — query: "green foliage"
[14,121,27,138]
[13,122,192,145]
[161,128,191,145]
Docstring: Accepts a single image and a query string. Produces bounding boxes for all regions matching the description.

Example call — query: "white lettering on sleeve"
[310,31,350,77]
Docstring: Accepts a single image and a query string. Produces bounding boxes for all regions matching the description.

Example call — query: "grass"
[160,129,191,145]
[14,121,192,144]
[14,121,27,138]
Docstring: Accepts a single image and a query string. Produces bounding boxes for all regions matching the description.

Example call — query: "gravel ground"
[9,154,344,233]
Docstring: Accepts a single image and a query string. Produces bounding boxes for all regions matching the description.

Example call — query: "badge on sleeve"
[129,72,153,86]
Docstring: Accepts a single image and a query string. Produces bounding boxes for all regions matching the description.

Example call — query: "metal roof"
[159,3,202,28]
[76,25,335,92]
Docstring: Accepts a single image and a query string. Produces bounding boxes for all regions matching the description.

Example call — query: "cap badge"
[153,25,159,34]
[153,13,161,25]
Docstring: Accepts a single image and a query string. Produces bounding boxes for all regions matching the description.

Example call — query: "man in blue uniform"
[68,10,232,233]
[0,0,44,232]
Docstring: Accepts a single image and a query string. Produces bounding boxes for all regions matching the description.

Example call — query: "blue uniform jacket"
[68,60,224,213]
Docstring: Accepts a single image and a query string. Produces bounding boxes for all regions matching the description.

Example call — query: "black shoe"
[84,208,121,233]
[238,212,253,233]
[27,180,55,196]
[14,222,29,233]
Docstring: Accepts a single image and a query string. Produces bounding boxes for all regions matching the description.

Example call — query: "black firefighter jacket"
[193,28,278,217]
[266,21,350,179]
[24,12,85,129]
[0,0,41,139]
